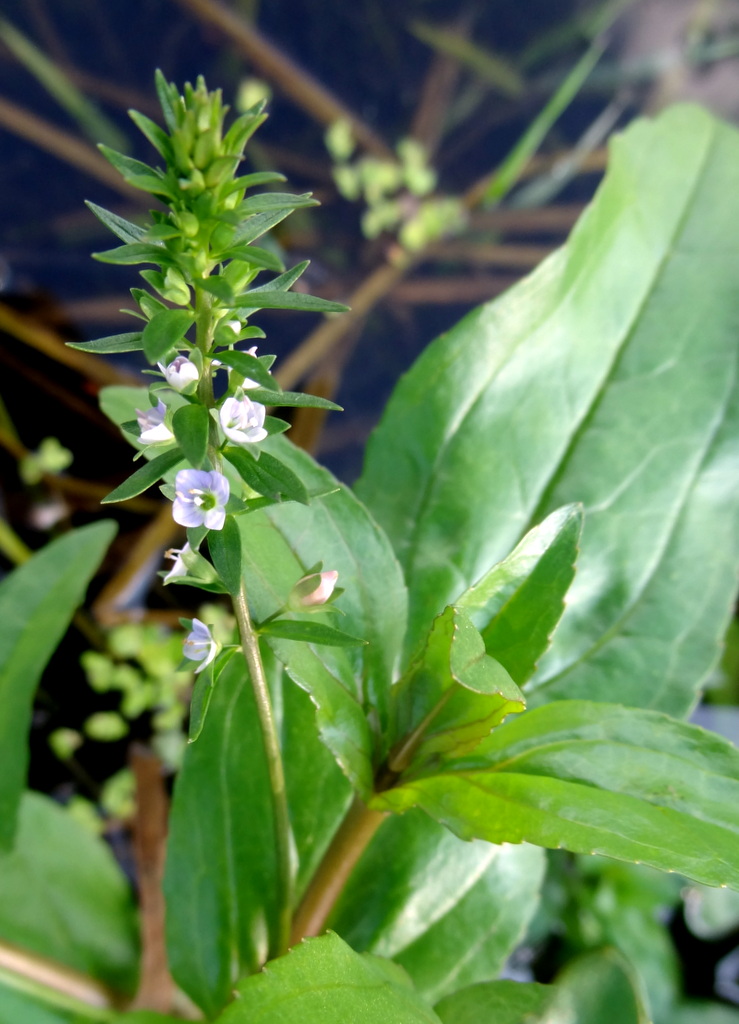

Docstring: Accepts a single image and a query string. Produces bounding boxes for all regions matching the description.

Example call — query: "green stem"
[290,796,386,943]
[0,941,118,1021]
[233,580,293,959]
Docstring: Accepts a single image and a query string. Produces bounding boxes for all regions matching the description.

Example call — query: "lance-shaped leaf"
[331,811,546,1004]
[457,504,582,685]
[172,403,208,469]
[67,331,144,354]
[372,701,739,890]
[224,445,309,505]
[102,447,183,503]
[356,105,739,716]
[388,606,524,773]
[164,657,279,1018]
[92,242,175,267]
[239,435,408,739]
[85,200,147,243]
[0,521,115,849]
[0,792,138,993]
[259,619,367,647]
[218,932,444,1024]
[235,289,349,316]
[215,349,276,389]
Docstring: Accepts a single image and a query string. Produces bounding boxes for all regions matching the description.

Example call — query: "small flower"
[163,543,191,582]
[183,618,218,672]
[136,400,174,443]
[292,570,339,607]
[159,355,199,391]
[172,469,229,530]
[220,390,268,445]
[241,345,260,389]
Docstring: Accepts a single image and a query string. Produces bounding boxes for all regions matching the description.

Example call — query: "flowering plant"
[2,76,739,1024]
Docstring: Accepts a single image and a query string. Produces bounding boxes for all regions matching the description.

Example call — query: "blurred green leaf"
[0,792,138,993]
[357,105,739,717]
[535,947,649,1024]
[0,522,115,849]
[434,980,552,1024]
[374,701,739,890]
[208,516,243,595]
[410,21,524,97]
[219,932,443,1024]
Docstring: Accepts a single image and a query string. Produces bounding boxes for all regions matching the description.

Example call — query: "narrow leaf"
[219,244,285,272]
[102,448,183,503]
[187,659,215,742]
[235,290,349,315]
[141,308,195,362]
[66,332,144,354]
[237,191,318,216]
[219,932,444,1024]
[128,108,172,159]
[245,386,343,411]
[85,200,146,243]
[259,619,367,647]
[224,445,309,504]
[232,207,302,246]
[172,403,209,468]
[93,242,173,267]
[208,516,242,595]
[98,144,167,191]
[0,522,115,848]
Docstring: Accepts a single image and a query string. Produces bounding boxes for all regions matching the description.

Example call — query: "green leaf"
[196,275,234,302]
[0,792,138,991]
[172,403,208,468]
[85,200,146,243]
[164,657,279,1018]
[66,332,144,354]
[434,980,552,1024]
[128,108,172,159]
[0,522,115,848]
[102,448,183,503]
[235,289,349,315]
[248,259,309,294]
[141,308,194,362]
[237,436,407,770]
[259,619,367,646]
[357,105,739,714]
[224,445,309,504]
[237,191,318,216]
[98,144,170,195]
[388,606,524,773]
[219,243,285,272]
[536,948,649,1024]
[208,515,242,594]
[219,932,444,1024]
[373,701,739,890]
[215,350,276,389]
[93,242,173,267]
[331,812,546,1004]
[232,207,303,246]
[458,504,582,685]
[245,386,343,411]
[187,659,215,742]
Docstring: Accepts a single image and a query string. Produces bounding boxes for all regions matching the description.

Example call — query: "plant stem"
[233,580,293,959]
[0,941,118,1020]
[290,795,386,943]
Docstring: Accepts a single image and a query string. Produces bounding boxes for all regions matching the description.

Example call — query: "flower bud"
[289,570,339,608]
[158,355,199,392]
[161,268,191,305]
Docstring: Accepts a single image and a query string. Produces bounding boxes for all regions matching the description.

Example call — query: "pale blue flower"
[172,469,229,530]
[183,617,218,672]
[219,390,268,445]
[159,355,199,391]
[136,399,173,443]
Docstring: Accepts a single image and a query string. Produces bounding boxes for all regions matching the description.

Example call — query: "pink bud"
[299,570,339,607]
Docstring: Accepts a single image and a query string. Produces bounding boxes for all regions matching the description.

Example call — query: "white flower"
[183,618,218,672]
[298,570,339,606]
[172,469,230,531]
[220,390,268,445]
[241,345,261,389]
[163,543,191,582]
[158,355,199,391]
[136,400,174,443]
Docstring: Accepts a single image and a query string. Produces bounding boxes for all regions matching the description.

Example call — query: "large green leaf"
[219,932,443,1024]
[531,948,649,1024]
[163,657,278,1019]
[0,521,116,849]
[239,435,407,748]
[0,792,138,993]
[330,812,545,1004]
[372,701,739,890]
[357,104,739,715]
